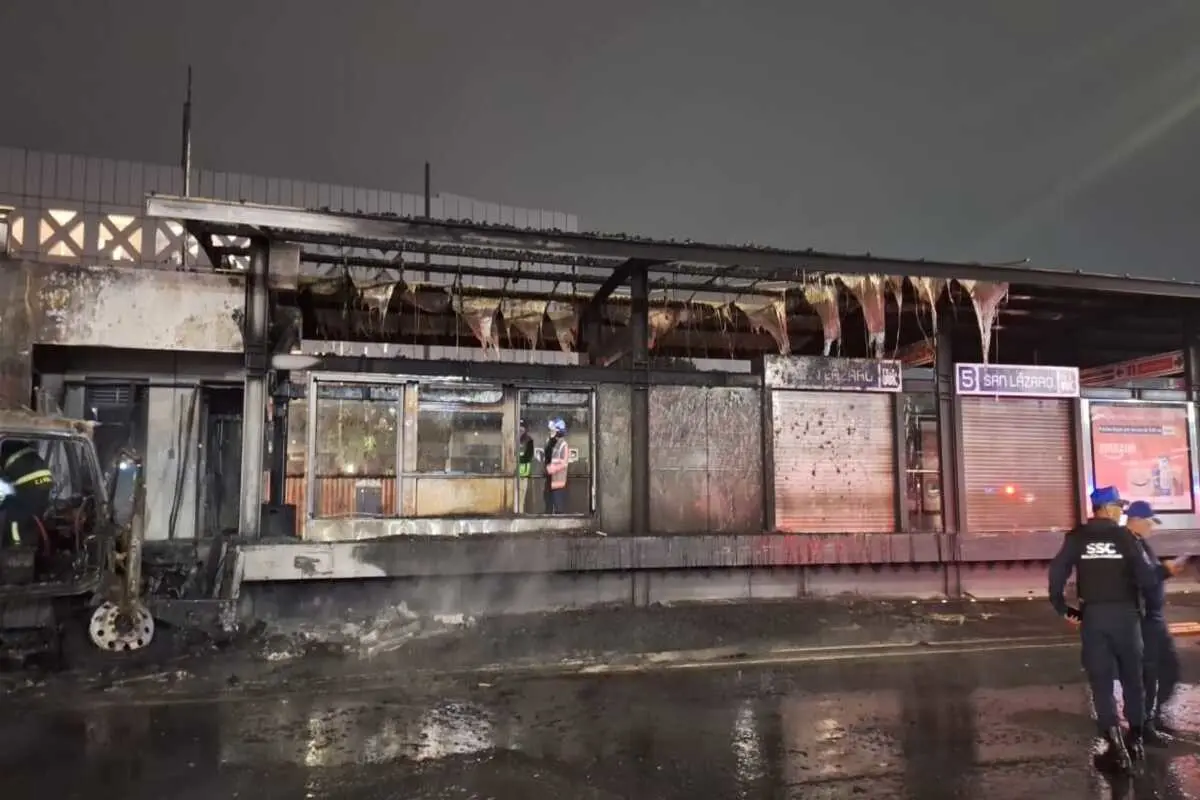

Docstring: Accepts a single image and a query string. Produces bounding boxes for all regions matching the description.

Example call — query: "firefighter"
[0,440,53,548]
[1049,486,1158,772]
[1125,500,1181,742]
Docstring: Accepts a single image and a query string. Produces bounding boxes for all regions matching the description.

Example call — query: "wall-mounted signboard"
[763,355,902,393]
[1088,402,1195,513]
[955,363,1080,399]
[1080,350,1184,387]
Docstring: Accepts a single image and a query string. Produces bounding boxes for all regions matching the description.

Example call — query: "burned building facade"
[4,145,1200,614]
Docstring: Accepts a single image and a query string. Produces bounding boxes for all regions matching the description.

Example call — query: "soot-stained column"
[935,323,964,596]
[630,262,650,535]
[0,258,34,409]
[239,241,271,538]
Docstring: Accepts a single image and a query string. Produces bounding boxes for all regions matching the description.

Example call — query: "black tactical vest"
[1074,519,1139,606]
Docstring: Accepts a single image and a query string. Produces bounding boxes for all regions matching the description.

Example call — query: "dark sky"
[5,1,1200,279]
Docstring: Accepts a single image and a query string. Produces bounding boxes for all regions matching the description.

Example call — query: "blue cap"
[1125,500,1161,524]
[1090,486,1126,509]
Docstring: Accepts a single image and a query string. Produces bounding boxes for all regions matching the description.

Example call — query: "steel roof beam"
[146,195,1200,298]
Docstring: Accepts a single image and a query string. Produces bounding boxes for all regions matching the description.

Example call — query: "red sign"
[1080,350,1184,387]
[1090,403,1193,512]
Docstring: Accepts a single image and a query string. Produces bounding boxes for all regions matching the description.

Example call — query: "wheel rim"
[88,601,155,652]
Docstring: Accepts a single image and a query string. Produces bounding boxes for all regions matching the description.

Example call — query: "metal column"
[629,263,650,535]
[1185,315,1200,402]
[935,325,963,597]
[239,241,270,537]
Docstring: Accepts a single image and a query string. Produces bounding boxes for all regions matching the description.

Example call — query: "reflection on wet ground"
[7,644,1200,798]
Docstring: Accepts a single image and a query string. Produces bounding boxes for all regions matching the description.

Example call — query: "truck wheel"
[87,601,155,652]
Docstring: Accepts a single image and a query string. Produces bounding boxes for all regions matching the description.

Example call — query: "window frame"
[301,372,600,526]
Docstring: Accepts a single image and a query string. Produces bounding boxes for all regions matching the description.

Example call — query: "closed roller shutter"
[772,391,895,533]
[960,396,1076,533]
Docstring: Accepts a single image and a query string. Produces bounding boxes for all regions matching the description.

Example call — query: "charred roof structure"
[146,195,1200,373]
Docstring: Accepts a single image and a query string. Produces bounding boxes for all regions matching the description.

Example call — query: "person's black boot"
[1125,725,1146,762]
[1142,721,1174,748]
[1094,727,1133,773]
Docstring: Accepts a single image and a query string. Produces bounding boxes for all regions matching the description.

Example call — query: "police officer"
[1049,486,1158,772]
[0,440,53,548]
[1125,500,1181,742]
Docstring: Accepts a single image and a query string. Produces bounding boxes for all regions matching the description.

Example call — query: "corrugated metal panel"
[648,386,763,534]
[277,476,400,532]
[310,477,398,519]
[708,387,763,533]
[960,396,1076,533]
[649,386,710,533]
[772,391,895,533]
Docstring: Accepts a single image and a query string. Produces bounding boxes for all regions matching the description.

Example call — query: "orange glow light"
[1004,485,1016,496]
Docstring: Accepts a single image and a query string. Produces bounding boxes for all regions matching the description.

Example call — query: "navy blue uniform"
[1048,519,1158,731]
[1137,537,1180,722]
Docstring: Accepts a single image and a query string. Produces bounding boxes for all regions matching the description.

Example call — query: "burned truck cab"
[0,411,152,663]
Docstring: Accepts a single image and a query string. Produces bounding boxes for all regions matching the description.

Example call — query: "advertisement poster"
[1090,403,1193,512]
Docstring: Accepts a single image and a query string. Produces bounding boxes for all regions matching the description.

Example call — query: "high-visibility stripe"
[3,448,35,470]
[8,522,18,544]
[12,469,52,487]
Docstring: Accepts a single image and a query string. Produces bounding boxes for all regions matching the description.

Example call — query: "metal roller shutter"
[960,396,1076,533]
[772,391,896,533]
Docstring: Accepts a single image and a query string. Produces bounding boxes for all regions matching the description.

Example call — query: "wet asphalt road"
[8,642,1200,799]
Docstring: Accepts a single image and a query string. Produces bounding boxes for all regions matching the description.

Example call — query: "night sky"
[4,0,1200,279]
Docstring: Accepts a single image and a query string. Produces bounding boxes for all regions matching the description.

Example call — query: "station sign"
[955,363,1079,399]
[763,355,902,393]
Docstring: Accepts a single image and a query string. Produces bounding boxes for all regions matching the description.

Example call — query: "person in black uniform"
[0,439,53,548]
[1124,500,1182,740]
[1048,486,1158,772]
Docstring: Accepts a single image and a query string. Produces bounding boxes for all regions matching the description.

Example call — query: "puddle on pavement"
[8,648,1200,799]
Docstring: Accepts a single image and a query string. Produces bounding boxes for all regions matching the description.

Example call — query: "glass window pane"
[519,391,592,515]
[287,398,307,476]
[416,387,505,475]
[902,393,942,533]
[312,383,400,518]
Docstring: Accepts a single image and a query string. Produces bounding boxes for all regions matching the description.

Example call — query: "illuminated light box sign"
[1089,402,1194,513]
[955,363,1080,399]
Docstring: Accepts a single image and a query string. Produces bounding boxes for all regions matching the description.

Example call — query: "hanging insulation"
[546,300,579,352]
[887,276,907,311]
[839,275,887,357]
[499,298,547,348]
[399,283,452,314]
[647,306,682,349]
[959,280,1009,364]
[803,283,842,356]
[734,297,790,354]
[912,277,947,334]
[456,296,502,354]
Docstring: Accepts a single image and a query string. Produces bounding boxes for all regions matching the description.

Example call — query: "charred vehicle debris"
[0,410,230,668]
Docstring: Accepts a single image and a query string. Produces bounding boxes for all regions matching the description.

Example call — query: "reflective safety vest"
[4,448,52,489]
[518,435,533,478]
[547,438,569,490]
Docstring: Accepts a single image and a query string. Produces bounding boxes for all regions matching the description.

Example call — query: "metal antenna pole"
[182,66,193,196]
[179,67,194,267]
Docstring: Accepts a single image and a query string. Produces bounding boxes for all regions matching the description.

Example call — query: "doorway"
[197,386,244,537]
